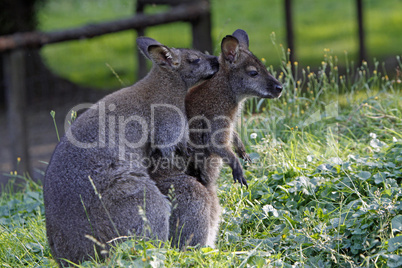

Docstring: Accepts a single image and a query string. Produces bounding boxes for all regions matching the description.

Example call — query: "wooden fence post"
[191,0,213,54]
[136,1,148,80]
[356,0,367,63]
[284,0,295,63]
[3,49,31,176]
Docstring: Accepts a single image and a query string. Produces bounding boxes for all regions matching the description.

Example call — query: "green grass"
[0,178,53,267]
[37,0,402,89]
[1,46,401,266]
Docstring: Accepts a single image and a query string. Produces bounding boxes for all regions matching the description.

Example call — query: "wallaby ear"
[221,35,240,63]
[147,45,180,67]
[232,29,249,49]
[137,37,162,59]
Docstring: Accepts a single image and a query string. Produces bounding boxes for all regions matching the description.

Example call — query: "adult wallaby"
[44,37,219,265]
[151,29,282,249]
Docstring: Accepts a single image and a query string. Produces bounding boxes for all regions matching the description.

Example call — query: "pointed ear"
[147,45,180,67]
[232,29,249,49]
[137,37,162,59]
[221,35,240,63]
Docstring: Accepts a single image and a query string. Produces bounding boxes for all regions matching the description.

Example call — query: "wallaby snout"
[264,75,283,99]
[137,37,219,89]
[170,48,219,88]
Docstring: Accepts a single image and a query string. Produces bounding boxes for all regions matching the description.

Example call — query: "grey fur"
[44,37,219,266]
[152,168,220,249]
[150,29,282,249]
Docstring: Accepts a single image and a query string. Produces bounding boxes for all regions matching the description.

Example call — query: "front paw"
[235,149,251,163]
[242,153,252,163]
[232,167,248,188]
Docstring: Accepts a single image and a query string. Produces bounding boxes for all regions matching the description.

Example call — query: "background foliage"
[37,0,402,89]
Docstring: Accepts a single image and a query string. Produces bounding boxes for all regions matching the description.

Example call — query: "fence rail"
[0,1,209,52]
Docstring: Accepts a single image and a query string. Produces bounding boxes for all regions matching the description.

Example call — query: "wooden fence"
[284,0,367,64]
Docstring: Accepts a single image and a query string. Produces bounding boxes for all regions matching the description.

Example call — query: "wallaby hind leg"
[97,172,171,244]
[46,212,98,266]
[205,184,221,247]
[154,173,218,249]
[48,172,170,266]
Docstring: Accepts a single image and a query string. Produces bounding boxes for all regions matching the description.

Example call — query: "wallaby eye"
[188,58,201,64]
[248,70,258,77]
[246,66,259,77]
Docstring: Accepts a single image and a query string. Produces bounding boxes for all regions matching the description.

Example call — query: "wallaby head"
[220,29,283,100]
[137,37,219,88]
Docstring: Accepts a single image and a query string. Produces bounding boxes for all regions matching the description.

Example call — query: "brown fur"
[185,29,283,187]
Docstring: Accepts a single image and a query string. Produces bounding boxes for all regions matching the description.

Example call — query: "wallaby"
[185,29,282,187]
[43,36,219,265]
[151,29,282,249]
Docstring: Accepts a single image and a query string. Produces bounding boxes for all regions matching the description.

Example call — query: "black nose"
[276,84,283,92]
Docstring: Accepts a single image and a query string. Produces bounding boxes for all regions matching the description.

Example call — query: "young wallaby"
[151,29,282,249]
[185,29,282,187]
[43,37,219,265]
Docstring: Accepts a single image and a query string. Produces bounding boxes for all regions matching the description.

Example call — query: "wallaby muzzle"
[265,76,283,99]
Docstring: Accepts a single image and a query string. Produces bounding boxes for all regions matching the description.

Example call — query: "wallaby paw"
[242,153,252,163]
[232,168,248,188]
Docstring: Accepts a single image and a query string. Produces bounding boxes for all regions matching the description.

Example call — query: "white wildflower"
[250,133,257,139]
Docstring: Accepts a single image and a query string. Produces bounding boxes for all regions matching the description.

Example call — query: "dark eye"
[189,58,201,64]
[248,70,258,77]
